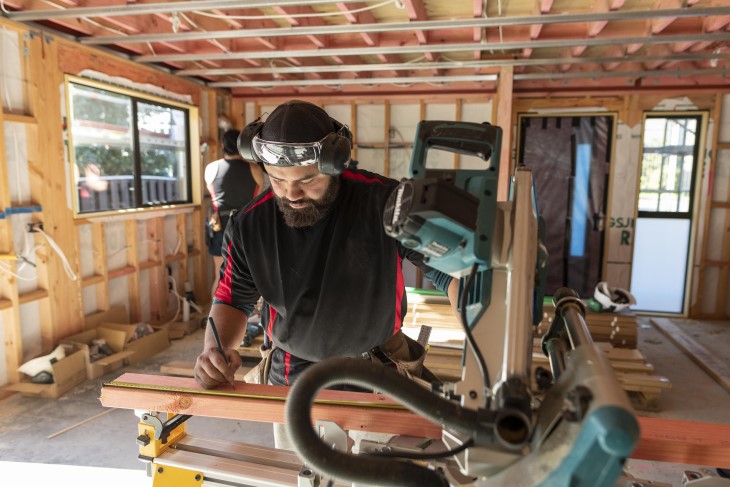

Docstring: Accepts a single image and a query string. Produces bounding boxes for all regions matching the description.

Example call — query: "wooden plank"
[651,318,730,393]
[634,416,730,468]
[17,288,49,305]
[107,265,136,280]
[147,218,166,321]
[91,222,109,311]
[125,220,141,321]
[101,373,442,438]
[0,87,23,383]
[2,113,36,125]
[139,260,161,271]
[30,33,83,338]
[190,208,207,306]
[81,274,105,287]
[100,373,730,468]
[712,96,729,317]
[495,66,513,201]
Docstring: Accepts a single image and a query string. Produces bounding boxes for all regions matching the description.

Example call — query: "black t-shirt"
[214,168,438,362]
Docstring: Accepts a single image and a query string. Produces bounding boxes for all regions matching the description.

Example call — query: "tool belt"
[243,344,275,385]
[208,209,236,232]
[364,329,440,389]
[242,330,439,388]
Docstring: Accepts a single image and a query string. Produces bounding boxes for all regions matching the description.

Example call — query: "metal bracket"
[316,420,350,453]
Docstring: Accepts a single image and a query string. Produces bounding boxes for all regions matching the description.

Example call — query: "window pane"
[639,153,661,191]
[638,117,697,215]
[70,83,135,213]
[637,192,658,212]
[137,102,189,205]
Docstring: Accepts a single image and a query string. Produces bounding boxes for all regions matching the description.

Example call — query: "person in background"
[205,129,264,299]
[194,100,457,448]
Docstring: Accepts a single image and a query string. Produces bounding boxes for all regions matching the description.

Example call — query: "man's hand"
[194,346,242,389]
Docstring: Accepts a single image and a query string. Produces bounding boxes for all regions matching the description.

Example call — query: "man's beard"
[275,177,340,228]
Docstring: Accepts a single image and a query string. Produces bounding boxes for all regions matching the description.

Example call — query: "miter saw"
[284,120,640,486]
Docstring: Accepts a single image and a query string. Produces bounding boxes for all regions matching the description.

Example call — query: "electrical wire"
[37,227,78,281]
[0,262,37,281]
[0,0,9,14]
[461,263,490,390]
[366,438,474,460]
[192,0,396,21]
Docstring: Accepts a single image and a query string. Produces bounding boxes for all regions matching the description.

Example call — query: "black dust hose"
[285,357,492,487]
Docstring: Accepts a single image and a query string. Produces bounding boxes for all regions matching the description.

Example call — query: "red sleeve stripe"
[342,170,385,185]
[284,351,291,386]
[214,240,234,303]
[267,305,278,341]
[393,250,404,335]
[245,191,274,214]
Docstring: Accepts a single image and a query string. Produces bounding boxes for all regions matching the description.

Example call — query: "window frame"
[636,114,703,220]
[65,75,200,219]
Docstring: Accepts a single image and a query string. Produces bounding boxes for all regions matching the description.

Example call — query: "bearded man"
[194,100,457,448]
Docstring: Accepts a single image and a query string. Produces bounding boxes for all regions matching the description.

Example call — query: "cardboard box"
[7,344,87,398]
[61,327,135,380]
[100,322,170,365]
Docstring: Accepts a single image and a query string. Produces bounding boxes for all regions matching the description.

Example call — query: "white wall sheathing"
[108,276,130,316]
[356,104,386,175]
[19,301,41,361]
[4,122,30,204]
[78,224,95,278]
[462,101,493,124]
[0,28,25,113]
[137,221,149,262]
[0,313,7,386]
[389,104,420,180]
[164,215,181,256]
[323,104,350,130]
[105,221,128,270]
[82,285,97,315]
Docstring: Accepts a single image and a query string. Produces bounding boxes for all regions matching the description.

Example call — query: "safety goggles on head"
[252,126,348,167]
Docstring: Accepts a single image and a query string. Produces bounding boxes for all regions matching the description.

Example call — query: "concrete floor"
[0,316,728,486]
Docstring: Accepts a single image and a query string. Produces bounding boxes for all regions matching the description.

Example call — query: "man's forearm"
[206,303,248,350]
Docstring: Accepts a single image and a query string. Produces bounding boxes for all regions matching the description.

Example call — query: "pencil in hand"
[208,316,236,390]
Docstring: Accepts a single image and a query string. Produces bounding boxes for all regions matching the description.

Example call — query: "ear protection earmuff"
[237,117,264,164]
[237,116,352,176]
[318,119,352,176]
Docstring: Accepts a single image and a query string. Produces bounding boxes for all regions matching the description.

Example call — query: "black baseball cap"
[260,100,336,143]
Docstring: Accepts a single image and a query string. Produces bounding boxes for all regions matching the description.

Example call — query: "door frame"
[631,110,709,317]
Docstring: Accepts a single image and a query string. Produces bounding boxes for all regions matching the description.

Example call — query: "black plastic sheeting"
[519,115,612,298]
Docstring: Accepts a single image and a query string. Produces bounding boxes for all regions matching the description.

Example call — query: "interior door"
[518,114,614,298]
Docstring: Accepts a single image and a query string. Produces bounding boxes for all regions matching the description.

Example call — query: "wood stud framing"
[0,17,215,389]
[692,95,729,318]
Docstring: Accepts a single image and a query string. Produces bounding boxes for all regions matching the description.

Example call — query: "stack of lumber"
[402,290,667,411]
[422,341,670,412]
[537,303,638,349]
[402,290,638,349]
